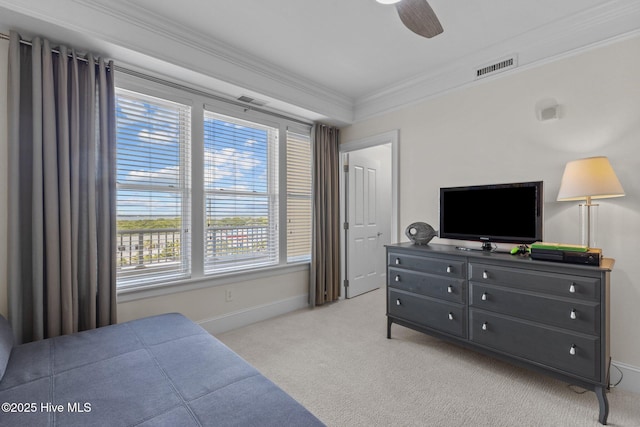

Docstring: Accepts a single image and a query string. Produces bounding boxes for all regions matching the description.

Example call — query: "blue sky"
[115,94,274,220]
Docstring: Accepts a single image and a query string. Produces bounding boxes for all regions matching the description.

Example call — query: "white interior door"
[346,148,390,298]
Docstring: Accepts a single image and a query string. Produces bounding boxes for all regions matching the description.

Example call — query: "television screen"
[439,181,543,249]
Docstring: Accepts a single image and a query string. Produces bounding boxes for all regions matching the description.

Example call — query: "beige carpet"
[218,288,640,427]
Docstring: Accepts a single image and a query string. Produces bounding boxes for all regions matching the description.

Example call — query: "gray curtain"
[7,31,117,344]
[310,124,341,306]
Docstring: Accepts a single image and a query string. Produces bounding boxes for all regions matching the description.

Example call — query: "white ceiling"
[1,0,639,125]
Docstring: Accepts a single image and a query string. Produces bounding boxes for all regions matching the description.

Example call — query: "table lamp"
[557,156,624,248]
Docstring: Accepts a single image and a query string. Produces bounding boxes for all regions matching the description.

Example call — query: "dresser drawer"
[388,252,465,278]
[389,289,466,338]
[470,283,600,335]
[469,262,600,301]
[389,267,465,304]
[470,309,600,381]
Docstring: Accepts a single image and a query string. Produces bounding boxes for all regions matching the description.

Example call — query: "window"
[203,112,279,273]
[114,81,312,289]
[286,130,312,262]
[115,89,191,286]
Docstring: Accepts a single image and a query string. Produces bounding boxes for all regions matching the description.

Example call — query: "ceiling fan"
[377,0,443,39]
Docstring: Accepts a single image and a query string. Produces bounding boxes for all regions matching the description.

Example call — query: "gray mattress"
[0,313,324,426]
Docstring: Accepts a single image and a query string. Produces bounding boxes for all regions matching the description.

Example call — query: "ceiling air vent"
[475,55,518,80]
[237,95,267,106]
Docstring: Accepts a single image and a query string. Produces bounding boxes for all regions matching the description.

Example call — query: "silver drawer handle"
[482,271,489,279]
[447,266,452,273]
[448,312,454,321]
[395,258,401,265]
[569,283,576,293]
[447,285,453,294]
[481,292,488,301]
[395,275,400,282]
[569,344,576,356]
[570,309,577,320]
[482,322,488,331]
[396,299,401,306]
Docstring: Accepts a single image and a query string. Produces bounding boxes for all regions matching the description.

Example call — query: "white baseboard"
[611,360,640,394]
[197,294,309,335]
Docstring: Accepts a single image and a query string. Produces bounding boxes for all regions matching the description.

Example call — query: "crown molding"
[74,0,354,123]
[75,1,347,101]
[353,0,640,122]
[0,0,354,124]
[2,0,639,125]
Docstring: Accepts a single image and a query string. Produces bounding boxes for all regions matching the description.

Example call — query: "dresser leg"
[387,318,392,339]
[595,385,609,425]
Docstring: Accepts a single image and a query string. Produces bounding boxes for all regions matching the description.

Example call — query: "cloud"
[137,129,179,145]
[117,94,183,146]
[204,148,265,191]
[125,166,181,186]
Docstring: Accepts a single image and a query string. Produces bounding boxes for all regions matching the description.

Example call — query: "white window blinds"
[286,130,312,262]
[115,89,191,286]
[203,111,279,273]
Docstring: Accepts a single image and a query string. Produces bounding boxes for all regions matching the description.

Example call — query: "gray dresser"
[386,243,613,425]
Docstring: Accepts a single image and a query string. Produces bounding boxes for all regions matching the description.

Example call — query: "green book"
[530,242,589,252]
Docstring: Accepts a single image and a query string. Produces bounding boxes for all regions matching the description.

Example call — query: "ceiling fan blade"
[396,0,443,38]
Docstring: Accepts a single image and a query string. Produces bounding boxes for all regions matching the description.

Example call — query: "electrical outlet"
[225,288,233,302]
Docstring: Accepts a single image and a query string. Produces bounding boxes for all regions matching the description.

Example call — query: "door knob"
[447,285,453,294]
[395,275,400,282]
[569,283,576,293]
[569,344,576,356]
[396,299,401,306]
[570,309,577,320]
[482,271,489,279]
[482,322,488,331]
[481,292,488,301]
[448,312,454,320]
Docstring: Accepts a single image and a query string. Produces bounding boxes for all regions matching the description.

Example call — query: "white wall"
[0,39,8,318]
[0,38,309,331]
[118,268,309,334]
[342,36,640,378]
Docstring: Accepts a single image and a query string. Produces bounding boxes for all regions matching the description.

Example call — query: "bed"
[0,312,324,426]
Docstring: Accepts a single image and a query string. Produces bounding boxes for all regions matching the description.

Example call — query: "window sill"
[116,262,310,303]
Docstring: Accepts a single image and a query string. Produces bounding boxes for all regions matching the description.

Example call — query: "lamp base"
[578,202,598,248]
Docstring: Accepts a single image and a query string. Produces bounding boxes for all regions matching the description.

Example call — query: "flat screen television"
[439,181,543,251]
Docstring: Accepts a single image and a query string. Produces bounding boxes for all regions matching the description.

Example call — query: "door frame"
[339,130,399,299]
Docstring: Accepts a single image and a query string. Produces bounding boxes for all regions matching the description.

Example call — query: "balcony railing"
[117,228,182,269]
[116,225,272,274]
[205,225,273,271]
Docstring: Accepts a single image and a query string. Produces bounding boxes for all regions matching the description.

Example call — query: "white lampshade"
[557,156,625,201]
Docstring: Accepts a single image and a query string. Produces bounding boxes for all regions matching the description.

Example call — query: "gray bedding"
[0,313,324,426]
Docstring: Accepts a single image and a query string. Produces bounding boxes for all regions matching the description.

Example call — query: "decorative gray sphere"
[405,222,437,245]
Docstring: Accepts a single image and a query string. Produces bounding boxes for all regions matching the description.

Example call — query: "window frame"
[202,109,280,274]
[115,88,193,288]
[115,73,312,295]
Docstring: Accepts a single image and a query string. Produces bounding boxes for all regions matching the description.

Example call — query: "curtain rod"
[0,31,112,68]
[0,31,313,128]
